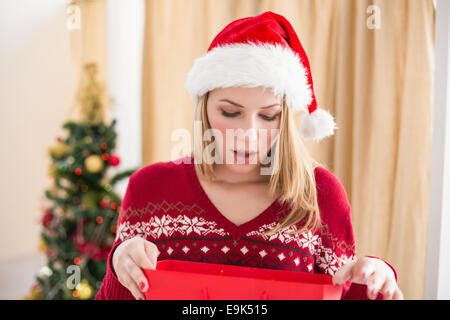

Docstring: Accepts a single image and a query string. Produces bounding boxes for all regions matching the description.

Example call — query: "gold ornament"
[84,155,104,173]
[25,284,43,300]
[38,239,47,252]
[76,279,93,300]
[49,142,70,159]
[48,164,58,177]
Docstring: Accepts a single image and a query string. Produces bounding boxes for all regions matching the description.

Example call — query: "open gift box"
[143,260,343,300]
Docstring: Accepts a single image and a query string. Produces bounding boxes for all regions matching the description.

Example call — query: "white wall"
[0,0,78,261]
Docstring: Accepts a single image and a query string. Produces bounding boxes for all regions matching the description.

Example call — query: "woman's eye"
[221,110,240,118]
[260,114,279,121]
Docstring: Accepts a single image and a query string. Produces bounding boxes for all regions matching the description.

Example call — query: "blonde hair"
[191,91,323,236]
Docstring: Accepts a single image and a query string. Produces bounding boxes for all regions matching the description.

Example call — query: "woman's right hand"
[112,236,159,300]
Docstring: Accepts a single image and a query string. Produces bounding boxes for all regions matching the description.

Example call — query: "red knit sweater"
[96,155,397,300]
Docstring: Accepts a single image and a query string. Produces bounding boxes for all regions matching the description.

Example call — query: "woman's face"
[206,86,282,174]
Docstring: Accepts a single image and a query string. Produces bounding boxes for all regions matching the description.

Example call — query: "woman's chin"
[224,161,260,173]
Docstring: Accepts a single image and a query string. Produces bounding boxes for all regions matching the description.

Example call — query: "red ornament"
[74,167,83,176]
[110,202,118,210]
[73,237,111,261]
[101,153,110,161]
[47,249,55,258]
[41,211,54,228]
[100,143,107,150]
[74,257,81,265]
[95,216,104,224]
[108,155,120,167]
[99,199,110,209]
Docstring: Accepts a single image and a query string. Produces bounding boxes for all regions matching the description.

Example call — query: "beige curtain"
[142,0,435,299]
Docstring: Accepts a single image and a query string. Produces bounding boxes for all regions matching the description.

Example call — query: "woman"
[96,11,403,300]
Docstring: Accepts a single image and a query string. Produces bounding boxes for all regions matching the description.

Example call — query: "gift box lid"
[144,259,343,300]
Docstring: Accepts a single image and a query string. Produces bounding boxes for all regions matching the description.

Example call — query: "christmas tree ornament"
[41,211,54,228]
[38,239,47,252]
[56,188,68,198]
[46,249,56,258]
[24,283,43,300]
[60,164,69,173]
[48,164,58,177]
[73,257,81,266]
[76,280,93,300]
[39,266,53,277]
[84,155,103,173]
[59,177,71,188]
[99,198,109,209]
[108,155,120,166]
[95,216,103,224]
[101,153,109,161]
[185,11,336,141]
[53,261,63,270]
[72,290,80,298]
[74,167,83,176]
[49,142,71,159]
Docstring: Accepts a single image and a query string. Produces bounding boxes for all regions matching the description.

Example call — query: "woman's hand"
[112,236,159,300]
[332,256,404,300]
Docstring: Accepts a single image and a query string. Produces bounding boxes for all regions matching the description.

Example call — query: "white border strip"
[425,0,450,300]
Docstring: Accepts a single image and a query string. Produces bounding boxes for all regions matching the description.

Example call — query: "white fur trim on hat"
[299,108,337,141]
[185,42,312,112]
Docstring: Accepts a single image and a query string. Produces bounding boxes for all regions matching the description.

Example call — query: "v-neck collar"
[183,155,283,239]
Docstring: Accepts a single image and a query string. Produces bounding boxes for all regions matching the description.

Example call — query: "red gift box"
[143,260,343,300]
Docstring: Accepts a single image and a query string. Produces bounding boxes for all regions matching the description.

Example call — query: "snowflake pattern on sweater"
[115,212,355,276]
[96,155,396,300]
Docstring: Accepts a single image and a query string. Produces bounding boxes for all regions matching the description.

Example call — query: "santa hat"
[185,11,337,141]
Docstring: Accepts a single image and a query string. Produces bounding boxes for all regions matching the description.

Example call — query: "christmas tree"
[27,63,136,300]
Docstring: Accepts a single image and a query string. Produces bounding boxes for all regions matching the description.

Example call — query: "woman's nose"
[235,126,258,150]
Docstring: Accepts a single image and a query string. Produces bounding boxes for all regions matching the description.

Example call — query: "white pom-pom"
[299,108,337,141]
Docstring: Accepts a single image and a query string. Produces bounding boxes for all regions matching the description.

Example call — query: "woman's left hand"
[332,256,404,300]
